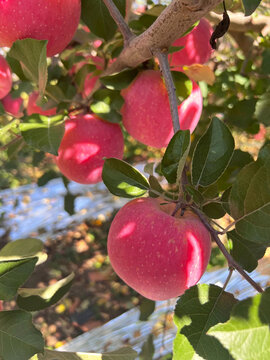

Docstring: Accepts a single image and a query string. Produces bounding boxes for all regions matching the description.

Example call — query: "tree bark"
[105,0,223,75]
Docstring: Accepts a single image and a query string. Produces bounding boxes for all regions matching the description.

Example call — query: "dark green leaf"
[185,185,204,205]
[262,49,270,75]
[227,230,266,273]
[148,175,163,198]
[173,284,237,360]
[202,202,226,219]
[242,0,262,16]
[81,0,126,40]
[17,273,74,311]
[216,149,253,191]
[161,130,190,184]
[102,158,150,198]
[64,193,76,215]
[208,287,270,359]
[192,117,235,187]
[255,91,270,126]
[225,99,257,131]
[100,69,139,90]
[140,335,154,360]
[9,39,48,95]
[0,258,37,300]
[0,310,44,360]
[20,114,65,155]
[38,170,59,187]
[139,298,156,321]
[229,144,270,245]
[32,151,45,167]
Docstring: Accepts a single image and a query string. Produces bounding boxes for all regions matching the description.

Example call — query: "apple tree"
[0,0,270,359]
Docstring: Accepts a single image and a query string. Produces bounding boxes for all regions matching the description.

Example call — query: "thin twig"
[190,206,264,294]
[102,0,134,44]
[0,136,22,151]
[155,51,180,133]
[222,267,234,291]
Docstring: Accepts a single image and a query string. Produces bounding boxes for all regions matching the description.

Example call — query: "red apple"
[0,55,12,100]
[108,197,211,301]
[0,0,81,57]
[1,93,24,117]
[55,114,124,184]
[169,19,213,69]
[121,70,203,148]
[27,92,57,117]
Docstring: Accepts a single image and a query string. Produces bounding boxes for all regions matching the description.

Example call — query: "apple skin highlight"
[108,197,212,301]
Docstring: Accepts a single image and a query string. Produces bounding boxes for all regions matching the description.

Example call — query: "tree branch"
[102,0,134,44]
[190,206,264,294]
[155,51,180,133]
[104,0,223,75]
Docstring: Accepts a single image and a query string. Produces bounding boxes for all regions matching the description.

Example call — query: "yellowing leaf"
[183,64,215,85]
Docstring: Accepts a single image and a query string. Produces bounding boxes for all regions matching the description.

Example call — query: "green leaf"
[38,170,59,187]
[17,273,74,311]
[91,89,124,123]
[32,347,137,360]
[171,72,192,100]
[261,49,270,75]
[161,130,190,184]
[64,193,76,216]
[255,91,270,126]
[208,287,270,359]
[100,69,139,90]
[0,310,44,360]
[242,0,262,16]
[227,230,266,273]
[202,202,226,219]
[81,0,126,41]
[216,149,253,191]
[0,258,38,300]
[102,158,150,198]
[139,298,156,321]
[225,99,257,131]
[140,335,155,360]
[148,175,164,198]
[8,39,48,95]
[20,114,65,155]
[0,238,43,261]
[229,144,270,245]
[173,284,237,360]
[191,117,235,187]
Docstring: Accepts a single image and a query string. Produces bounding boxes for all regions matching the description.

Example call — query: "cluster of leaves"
[1,0,270,359]
[0,238,137,360]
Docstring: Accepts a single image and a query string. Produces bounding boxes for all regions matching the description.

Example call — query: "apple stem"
[190,206,264,294]
[102,0,134,44]
[155,51,180,133]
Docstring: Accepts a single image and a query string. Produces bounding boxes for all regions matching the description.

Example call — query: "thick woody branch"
[155,51,180,133]
[104,0,223,75]
[102,0,134,43]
